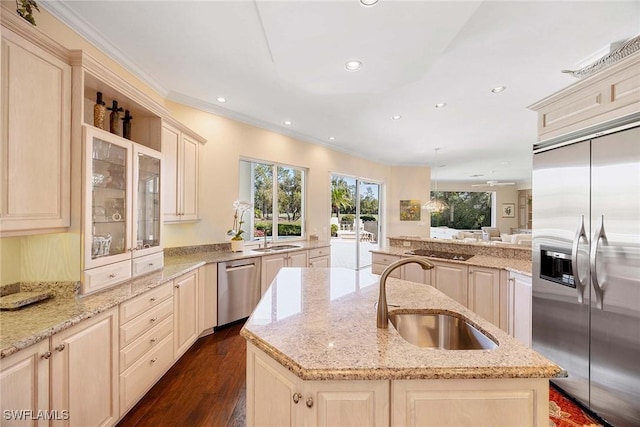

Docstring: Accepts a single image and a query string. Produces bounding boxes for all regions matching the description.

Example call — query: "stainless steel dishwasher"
[217,257,261,326]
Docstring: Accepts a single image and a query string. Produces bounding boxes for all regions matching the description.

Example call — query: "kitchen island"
[240,267,564,427]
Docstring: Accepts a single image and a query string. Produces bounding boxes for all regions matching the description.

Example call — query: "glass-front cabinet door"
[84,126,133,269]
[133,145,162,257]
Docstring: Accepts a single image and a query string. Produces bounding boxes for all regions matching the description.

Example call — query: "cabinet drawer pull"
[150,317,157,323]
[41,351,52,360]
[148,263,154,266]
[175,284,180,288]
[150,297,157,302]
[55,344,65,352]
[150,338,157,344]
[292,393,302,404]
[109,273,116,278]
[306,397,314,408]
[150,357,158,364]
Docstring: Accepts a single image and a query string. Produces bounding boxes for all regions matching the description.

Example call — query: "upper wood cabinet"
[0,27,71,236]
[529,51,640,140]
[81,126,164,294]
[161,122,200,223]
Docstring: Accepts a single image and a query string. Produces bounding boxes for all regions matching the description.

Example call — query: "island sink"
[389,311,498,350]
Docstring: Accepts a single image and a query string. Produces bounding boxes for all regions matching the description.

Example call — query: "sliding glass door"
[330,174,381,270]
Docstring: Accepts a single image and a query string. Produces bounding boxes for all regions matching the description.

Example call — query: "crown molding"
[39,1,170,98]
[1,4,70,61]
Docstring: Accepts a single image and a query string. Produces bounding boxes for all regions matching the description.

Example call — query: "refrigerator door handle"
[571,215,588,303]
[590,215,607,310]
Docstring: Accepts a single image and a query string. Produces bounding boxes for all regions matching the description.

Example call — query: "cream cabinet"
[0,27,71,236]
[402,263,431,285]
[173,270,199,358]
[308,247,331,268]
[1,310,118,427]
[50,308,119,427]
[82,126,163,294]
[468,266,501,327]
[507,272,532,347]
[261,250,309,295]
[198,263,217,333]
[371,253,402,277]
[118,282,174,414]
[161,122,199,222]
[0,340,50,427]
[392,378,548,427]
[430,260,468,306]
[529,49,640,140]
[247,343,389,427]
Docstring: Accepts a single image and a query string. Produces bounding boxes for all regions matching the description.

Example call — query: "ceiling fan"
[471,180,516,187]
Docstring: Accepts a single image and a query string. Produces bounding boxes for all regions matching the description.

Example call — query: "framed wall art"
[400,200,421,221]
[502,203,515,218]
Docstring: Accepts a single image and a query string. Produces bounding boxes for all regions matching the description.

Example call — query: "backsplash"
[164,243,231,256]
[389,237,531,261]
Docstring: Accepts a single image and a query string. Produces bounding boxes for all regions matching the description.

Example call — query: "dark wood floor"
[117,322,246,427]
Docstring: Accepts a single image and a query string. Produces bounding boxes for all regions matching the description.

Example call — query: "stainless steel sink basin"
[251,244,302,253]
[388,312,497,350]
[269,244,301,250]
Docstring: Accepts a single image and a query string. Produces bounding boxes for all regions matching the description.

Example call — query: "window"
[430,191,492,230]
[239,160,306,241]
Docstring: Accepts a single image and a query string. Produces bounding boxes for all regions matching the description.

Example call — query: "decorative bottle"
[121,110,133,140]
[93,92,106,129]
[108,100,124,135]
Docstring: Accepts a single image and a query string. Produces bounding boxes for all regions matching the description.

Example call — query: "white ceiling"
[43,1,640,185]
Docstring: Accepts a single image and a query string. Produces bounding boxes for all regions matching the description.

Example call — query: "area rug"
[549,386,604,427]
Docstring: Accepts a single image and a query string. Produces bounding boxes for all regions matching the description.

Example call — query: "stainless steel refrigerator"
[532,122,640,426]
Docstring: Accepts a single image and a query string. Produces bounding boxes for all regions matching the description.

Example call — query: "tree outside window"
[241,160,305,241]
[430,191,492,230]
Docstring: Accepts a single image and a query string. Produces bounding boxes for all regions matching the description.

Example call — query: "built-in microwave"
[539,245,575,288]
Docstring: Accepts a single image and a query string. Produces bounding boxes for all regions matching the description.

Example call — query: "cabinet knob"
[148,263,154,266]
[306,397,314,408]
[175,284,180,288]
[150,357,158,364]
[109,273,117,278]
[150,297,157,302]
[41,351,52,360]
[150,317,157,323]
[55,344,65,352]
[292,393,302,404]
[150,338,157,344]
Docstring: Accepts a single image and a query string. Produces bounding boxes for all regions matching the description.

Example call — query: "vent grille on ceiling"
[562,33,640,79]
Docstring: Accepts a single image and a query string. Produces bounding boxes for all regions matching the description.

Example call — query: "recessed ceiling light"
[216,97,227,103]
[491,86,507,93]
[328,136,336,141]
[284,120,292,126]
[435,103,447,109]
[345,60,363,72]
[392,115,402,120]
[360,0,379,6]
[470,174,485,178]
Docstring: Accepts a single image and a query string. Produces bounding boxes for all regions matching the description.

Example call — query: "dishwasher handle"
[225,263,256,273]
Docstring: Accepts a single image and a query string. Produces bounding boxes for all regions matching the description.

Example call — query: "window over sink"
[239,160,306,242]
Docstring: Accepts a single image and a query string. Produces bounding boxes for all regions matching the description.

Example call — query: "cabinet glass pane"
[136,153,161,249]
[91,138,127,259]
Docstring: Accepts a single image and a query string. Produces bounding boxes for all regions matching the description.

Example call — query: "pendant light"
[423,148,449,213]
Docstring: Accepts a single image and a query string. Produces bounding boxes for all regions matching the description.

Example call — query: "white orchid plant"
[228,200,252,241]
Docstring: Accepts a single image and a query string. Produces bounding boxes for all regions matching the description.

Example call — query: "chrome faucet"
[262,233,269,249]
[377,257,434,328]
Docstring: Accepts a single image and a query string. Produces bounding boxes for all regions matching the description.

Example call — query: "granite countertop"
[240,267,563,381]
[0,241,330,359]
[371,246,532,276]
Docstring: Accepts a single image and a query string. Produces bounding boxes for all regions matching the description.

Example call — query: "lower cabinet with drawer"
[118,282,175,415]
[308,246,331,268]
